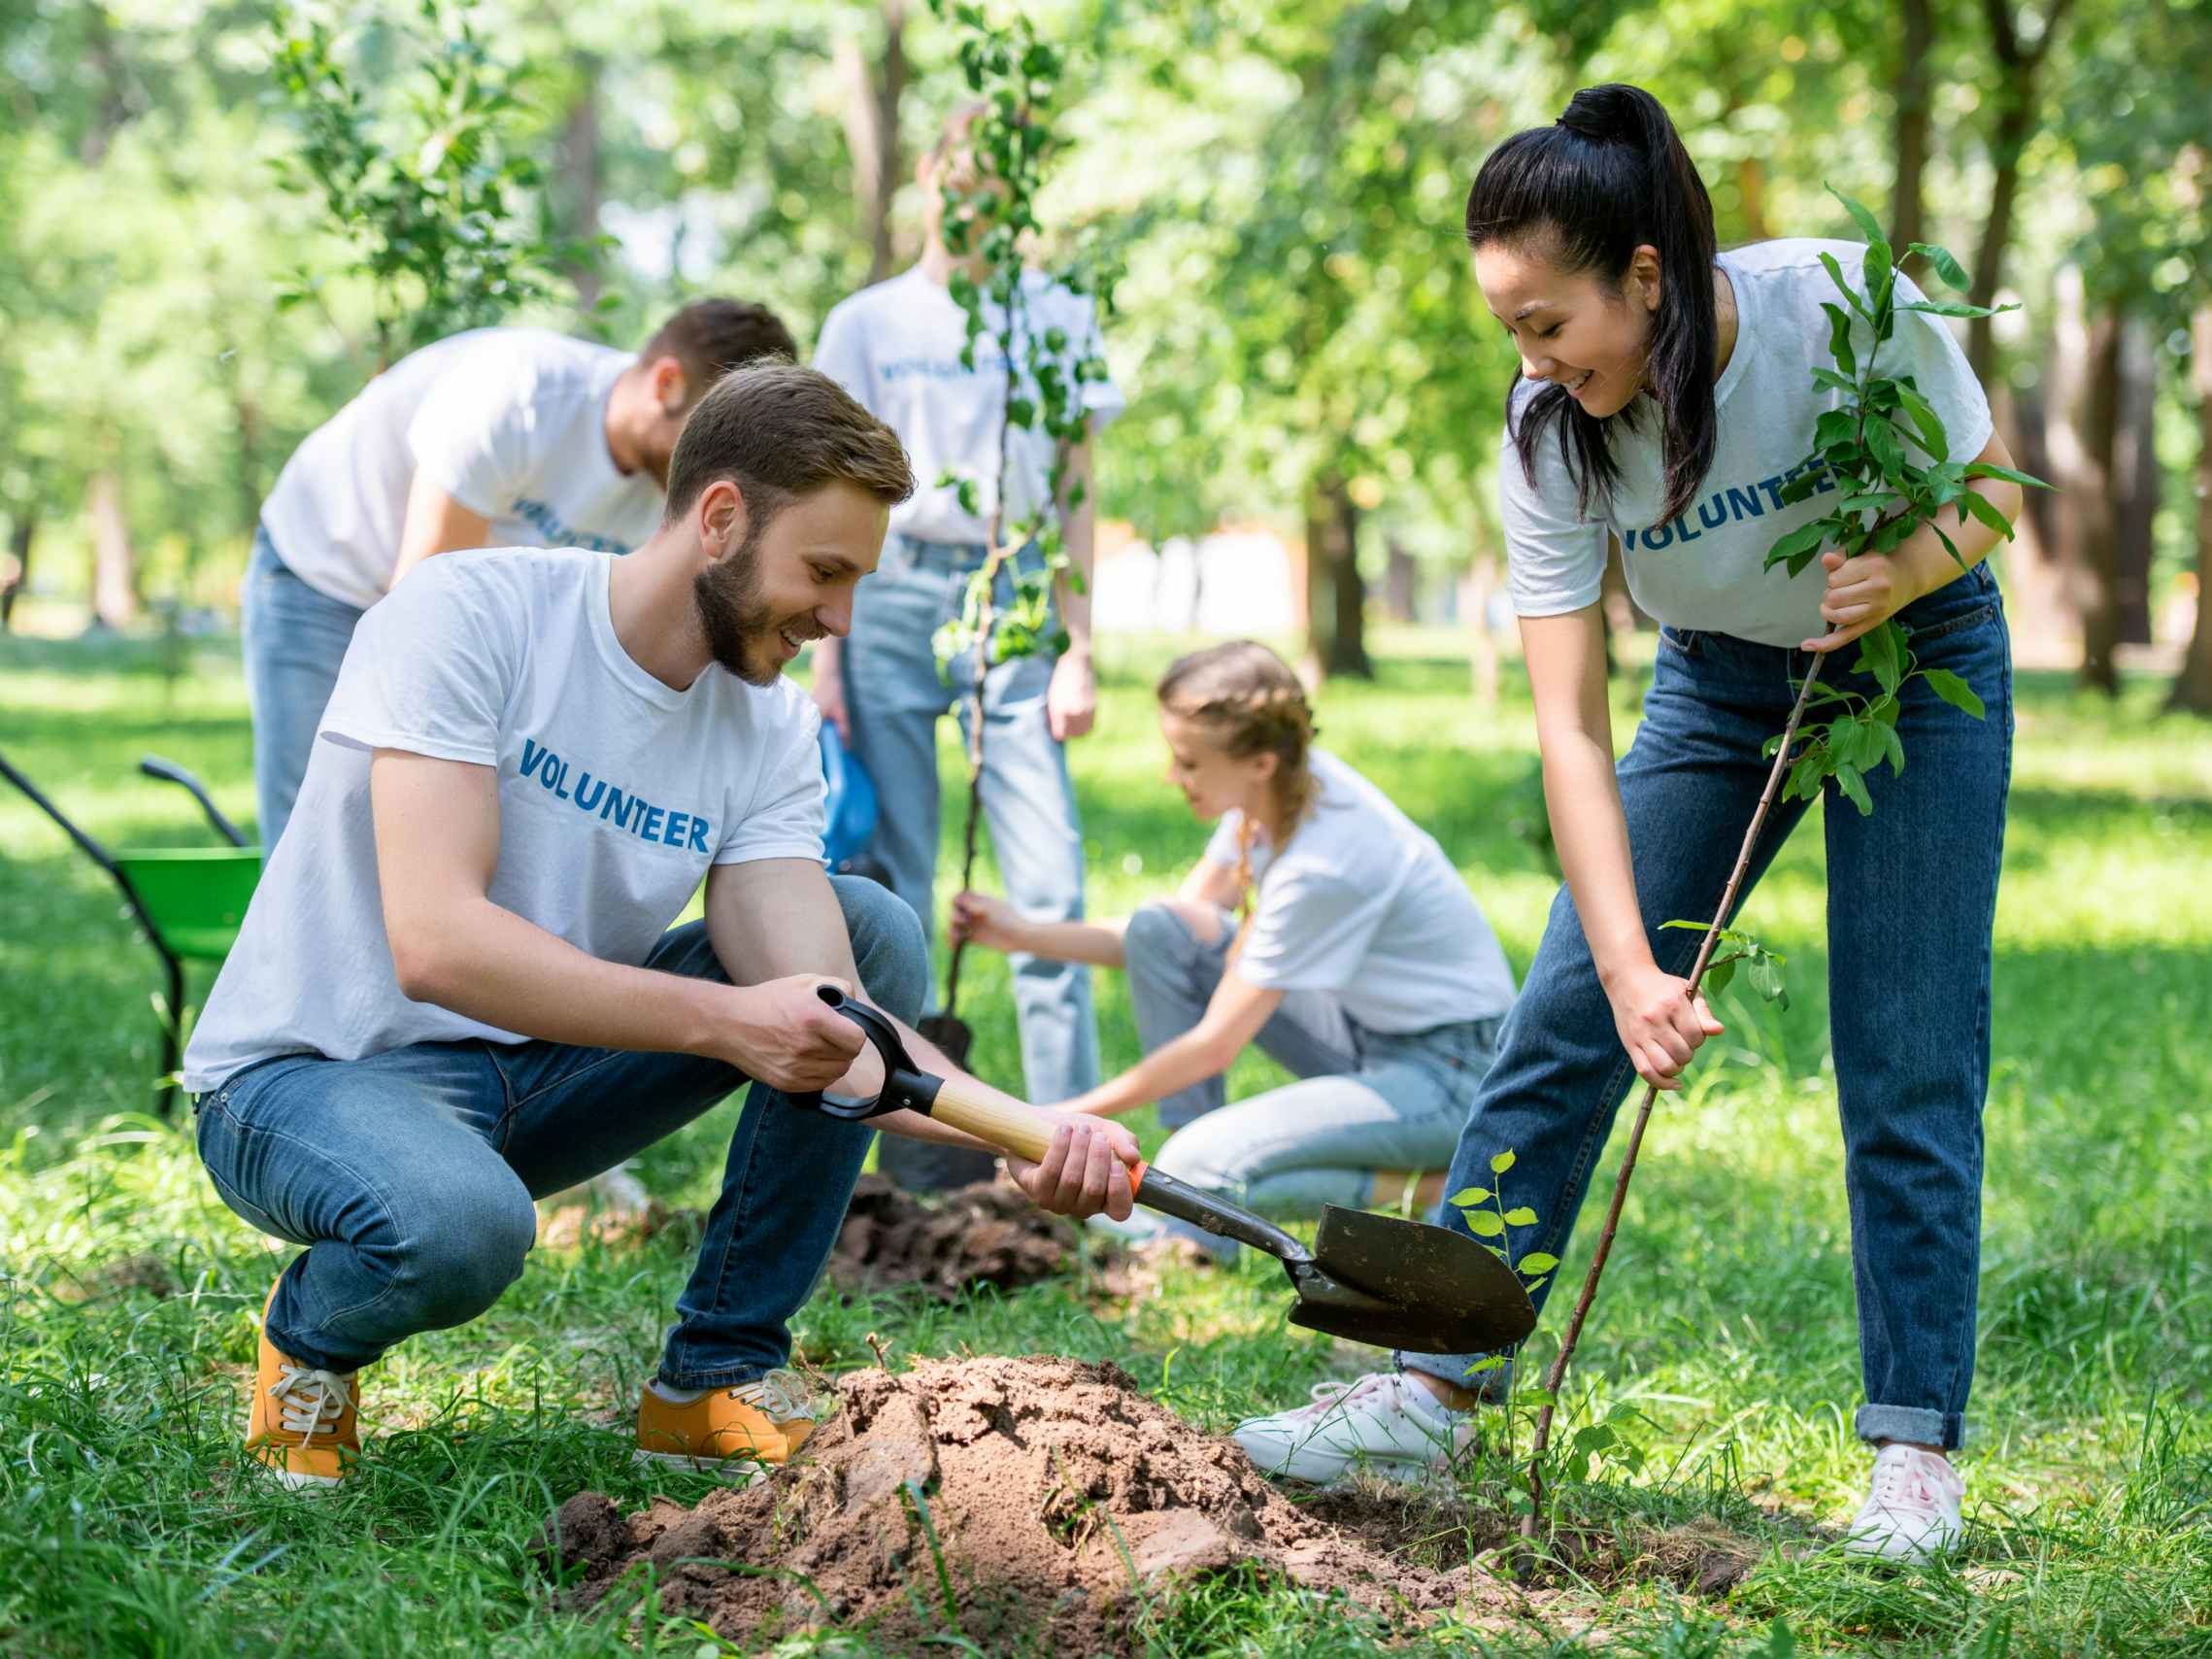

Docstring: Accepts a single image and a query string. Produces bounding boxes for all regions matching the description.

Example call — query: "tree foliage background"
[2,0,2205,701]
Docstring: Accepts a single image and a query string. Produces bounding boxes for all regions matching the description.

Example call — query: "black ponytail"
[1465,84,1718,526]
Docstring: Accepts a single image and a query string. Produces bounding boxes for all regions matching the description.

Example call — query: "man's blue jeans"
[192,876,926,1387]
[843,532,1098,1103]
[240,525,366,853]
[1404,564,2013,1452]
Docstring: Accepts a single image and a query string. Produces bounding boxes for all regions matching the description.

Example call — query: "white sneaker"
[1232,1371,1468,1485]
[1844,1443,1965,1562]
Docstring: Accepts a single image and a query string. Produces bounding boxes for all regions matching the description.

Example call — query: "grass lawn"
[2,624,2208,1657]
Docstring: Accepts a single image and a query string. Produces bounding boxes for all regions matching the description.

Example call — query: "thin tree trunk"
[2078,306,2123,694]
[1,509,35,631]
[2115,317,2158,645]
[1464,553,1501,710]
[2167,302,2212,716]
[1304,471,1371,679]
[87,469,138,630]
[1735,157,1771,241]
[2044,269,2119,692]
[1892,0,1935,260]
[557,55,605,309]
[1967,0,2076,382]
[834,0,908,286]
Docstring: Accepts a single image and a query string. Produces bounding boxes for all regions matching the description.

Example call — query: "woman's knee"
[1124,898,1223,970]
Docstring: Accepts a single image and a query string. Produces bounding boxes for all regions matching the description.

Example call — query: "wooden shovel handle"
[924,1075,1148,1189]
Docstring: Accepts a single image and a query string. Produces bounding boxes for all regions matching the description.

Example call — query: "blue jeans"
[1123,900,1502,1253]
[241,526,366,852]
[844,532,1097,1102]
[1403,564,2012,1452]
[191,876,926,1386]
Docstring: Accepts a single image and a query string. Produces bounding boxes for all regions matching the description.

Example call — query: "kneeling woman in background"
[950,639,1518,1246]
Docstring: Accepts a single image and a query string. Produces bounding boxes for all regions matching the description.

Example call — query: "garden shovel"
[793,989,1537,1356]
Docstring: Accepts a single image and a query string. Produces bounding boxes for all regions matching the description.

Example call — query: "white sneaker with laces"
[1845,1443,1964,1562]
[1232,1371,1468,1485]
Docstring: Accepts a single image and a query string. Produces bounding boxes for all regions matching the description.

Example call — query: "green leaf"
[1908,242,1971,292]
[1828,185,1888,250]
[1814,409,1857,450]
[1899,299,2004,320]
[1503,1206,1538,1226]
[1877,721,1906,776]
[1923,668,1987,719]
[1865,416,1905,475]
[1835,761,1874,817]
[1489,1149,1517,1174]
[1962,461,2051,490]
[1467,1209,1506,1237]
[1523,1276,1548,1293]
[1747,953,1788,1004]
[1660,919,1714,932]
[1518,1253,1560,1274]
[1959,489,2016,540]
[1894,385,1949,457]
[1448,1187,1491,1206]
[1819,252,1870,322]
[1763,519,1830,573]
[1858,621,1904,695]
[1821,302,1858,377]
[1465,1355,1508,1373]
[1703,957,1736,1000]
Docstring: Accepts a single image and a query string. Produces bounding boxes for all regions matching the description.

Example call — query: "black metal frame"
[1,746,251,1102]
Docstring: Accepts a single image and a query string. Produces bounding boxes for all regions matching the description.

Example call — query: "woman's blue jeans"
[240,526,366,853]
[1403,564,2012,1452]
[192,876,926,1388]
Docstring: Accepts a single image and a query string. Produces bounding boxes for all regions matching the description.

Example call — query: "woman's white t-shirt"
[1501,239,1994,649]
[1202,750,1517,1034]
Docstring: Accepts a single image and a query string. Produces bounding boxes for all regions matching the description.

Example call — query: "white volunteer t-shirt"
[1201,751,1517,1034]
[813,266,1125,545]
[259,328,664,610]
[1502,239,1994,649]
[183,548,825,1094]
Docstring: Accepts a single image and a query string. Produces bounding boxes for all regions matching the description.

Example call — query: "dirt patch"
[542,1355,1527,1650]
[825,1174,1108,1301]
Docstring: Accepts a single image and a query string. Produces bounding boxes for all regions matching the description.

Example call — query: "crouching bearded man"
[181,362,1142,1490]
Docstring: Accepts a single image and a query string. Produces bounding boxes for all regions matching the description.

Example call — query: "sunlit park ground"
[3,622,2209,1657]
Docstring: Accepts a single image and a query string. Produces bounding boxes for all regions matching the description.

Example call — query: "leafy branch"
[922,0,1119,1041]
[268,0,595,367]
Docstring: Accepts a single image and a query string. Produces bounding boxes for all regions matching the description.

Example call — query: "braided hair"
[1156,641,1320,952]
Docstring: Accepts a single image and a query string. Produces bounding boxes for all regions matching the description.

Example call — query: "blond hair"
[1156,641,1319,951]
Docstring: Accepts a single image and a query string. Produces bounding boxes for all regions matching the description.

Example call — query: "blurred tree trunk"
[2114,317,2158,644]
[1463,552,1501,710]
[2043,270,2120,694]
[1891,0,1934,259]
[558,54,604,310]
[1968,0,2075,383]
[1736,158,1771,240]
[1,510,35,631]
[87,468,137,629]
[2168,303,2212,716]
[835,0,908,286]
[1304,470,1370,679]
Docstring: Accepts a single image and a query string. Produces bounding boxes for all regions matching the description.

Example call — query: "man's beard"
[692,524,786,687]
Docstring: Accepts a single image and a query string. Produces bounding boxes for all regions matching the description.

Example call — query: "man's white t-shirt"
[182,549,825,1094]
[812,266,1125,545]
[1502,240,1994,649]
[1201,751,1518,1035]
[259,328,664,610]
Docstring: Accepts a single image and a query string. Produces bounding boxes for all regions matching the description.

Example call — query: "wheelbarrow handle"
[138,756,251,848]
[0,744,119,875]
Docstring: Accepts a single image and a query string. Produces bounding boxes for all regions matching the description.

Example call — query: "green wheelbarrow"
[0,746,260,1100]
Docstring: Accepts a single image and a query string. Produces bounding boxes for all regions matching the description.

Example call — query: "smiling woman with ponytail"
[1230,85,2024,1551]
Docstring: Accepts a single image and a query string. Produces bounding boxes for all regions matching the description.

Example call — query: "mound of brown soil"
[543,1355,1522,1650]
[827,1174,1100,1301]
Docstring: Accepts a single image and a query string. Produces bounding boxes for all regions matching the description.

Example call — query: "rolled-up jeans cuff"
[1395,1349,1512,1404]
[1855,1403,1963,1451]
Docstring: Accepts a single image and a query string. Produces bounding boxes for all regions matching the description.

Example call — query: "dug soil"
[825,1173,1105,1301]
[544,1354,1528,1651]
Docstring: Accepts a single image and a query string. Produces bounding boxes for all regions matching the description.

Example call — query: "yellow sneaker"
[246,1283,359,1490]
[634,1370,825,1481]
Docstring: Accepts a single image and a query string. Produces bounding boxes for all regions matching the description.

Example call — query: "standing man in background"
[246,299,797,851]
[810,107,1122,1132]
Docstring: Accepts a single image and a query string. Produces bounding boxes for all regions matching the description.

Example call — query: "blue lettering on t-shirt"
[1623,465,1839,559]
[508,498,634,557]
[516,738,710,851]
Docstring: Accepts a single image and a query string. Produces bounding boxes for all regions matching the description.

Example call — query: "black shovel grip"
[784,986,943,1121]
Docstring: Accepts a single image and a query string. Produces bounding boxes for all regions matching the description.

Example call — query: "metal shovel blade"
[1285,1204,1537,1356]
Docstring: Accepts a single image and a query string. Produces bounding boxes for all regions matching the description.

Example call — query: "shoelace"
[734,1368,821,1423]
[269,1363,352,1441]
[1284,1372,1397,1422]
[1868,1448,1956,1512]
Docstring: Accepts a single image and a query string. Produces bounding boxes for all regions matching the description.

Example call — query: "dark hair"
[1465,84,1718,525]
[640,298,799,396]
[663,363,915,524]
